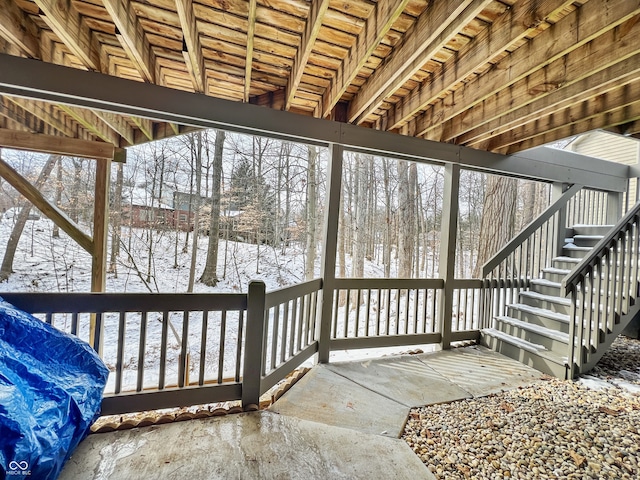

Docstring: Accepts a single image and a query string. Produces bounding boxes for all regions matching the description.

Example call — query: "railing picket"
[271,305,279,371]
[375,289,382,336]
[71,312,78,335]
[281,301,289,363]
[178,311,190,388]
[343,290,350,338]
[354,289,362,337]
[365,289,372,337]
[199,311,209,386]
[136,312,147,392]
[115,311,126,394]
[218,311,227,384]
[159,311,169,390]
[235,310,244,383]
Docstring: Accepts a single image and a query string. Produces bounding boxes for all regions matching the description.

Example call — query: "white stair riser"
[481,334,567,378]
[520,295,570,315]
[507,307,569,334]
[495,319,568,352]
[530,282,561,297]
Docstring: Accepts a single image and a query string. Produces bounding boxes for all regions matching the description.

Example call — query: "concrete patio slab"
[417,345,544,397]
[59,411,434,480]
[325,355,472,407]
[268,365,410,438]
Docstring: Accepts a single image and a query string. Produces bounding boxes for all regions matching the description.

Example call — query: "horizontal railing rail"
[562,201,640,378]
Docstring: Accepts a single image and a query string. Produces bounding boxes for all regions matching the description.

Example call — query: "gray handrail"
[562,200,640,295]
[482,183,582,277]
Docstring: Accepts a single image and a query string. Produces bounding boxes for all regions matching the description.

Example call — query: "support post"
[607,191,623,224]
[90,158,110,354]
[242,280,266,409]
[438,163,460,350]
[552,183,569,258]
[318,143,343,363]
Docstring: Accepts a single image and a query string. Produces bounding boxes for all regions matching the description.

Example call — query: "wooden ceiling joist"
[34,0,101,71]
[58,105,121,146]
[0,0,638,155]
[461,54,640,148]
[347,0,493,124]
[320,0,411,118]
[5,97,83,139]
[102,0,157,83]
[175,0,206,94]
[0,128,115,160]
[245,0,257,102]
[385,0,576,131]
[416,0,640,140]
[426,11,640,144]
[0,0,40,58]
[286,0,330,111]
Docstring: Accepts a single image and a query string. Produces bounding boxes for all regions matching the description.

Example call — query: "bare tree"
[108,162,124,275]
[397,160,416,278]
[187,132,203,292]
[201,130,226,286]
[304,145,318,280]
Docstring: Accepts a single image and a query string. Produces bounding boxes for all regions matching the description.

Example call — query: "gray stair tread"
[482,328,566,365]
[553,256,581,264]
[530,278,561,288]
[573,235,604,240]
[563,244,592,251]
[508,303,569,323]
[543,267,571,275]
[496,316,570,343]
[519,290,571,306]
[571,224,614,228]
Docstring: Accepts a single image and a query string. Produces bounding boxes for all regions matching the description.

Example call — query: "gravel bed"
[402,337,640,479]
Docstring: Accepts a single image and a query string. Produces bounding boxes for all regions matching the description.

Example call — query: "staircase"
[480,192,640,380]
[481,225,612,378]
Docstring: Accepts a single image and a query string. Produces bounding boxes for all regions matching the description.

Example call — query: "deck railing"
[563,201,640,378]
[1,271,488,413]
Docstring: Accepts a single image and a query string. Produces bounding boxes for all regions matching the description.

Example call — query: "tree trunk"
[52,160,63,238]
[201,130,225,286]
[474,175,518,277]
[397,160,416,278]
[352,154,366,277]
[304,146,318,280]
[108,162,123,275]
[0,154,59,281]
[70,159,83,222]
[188,132,203,292]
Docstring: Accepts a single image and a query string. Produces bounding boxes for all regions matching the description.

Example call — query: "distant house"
[121,187,195,231]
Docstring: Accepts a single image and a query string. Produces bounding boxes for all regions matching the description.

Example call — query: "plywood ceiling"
[0,0,638,152]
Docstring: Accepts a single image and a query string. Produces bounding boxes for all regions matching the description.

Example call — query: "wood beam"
[321,0,410,117]
[91,159,110,293]
[385,0,576,131]
[347,0,492,124]
[415,0,640,139]
[498,90,640,154]
[0,128,115,159]
[0,156,93,253]
[102,0,156,83]
[245,0,257,102]
[58,105,121,146]
[34,0,100,70]
[286,0,330,110]
[0,0,40,58]
[0,53,629,192]
[175,0,206,93]
[462,54,640,148]
[434,15,640,144]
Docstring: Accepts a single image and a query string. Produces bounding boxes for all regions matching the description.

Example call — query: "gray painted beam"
[0,54,629,191]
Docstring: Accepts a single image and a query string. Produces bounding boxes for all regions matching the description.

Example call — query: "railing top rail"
[0,292,248,313]
[333,278,444,289]
[482,183,582,277]
[265,278,322,308]
[562,200,640,294]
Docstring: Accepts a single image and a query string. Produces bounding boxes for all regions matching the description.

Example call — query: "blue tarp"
[0,297,109,480]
